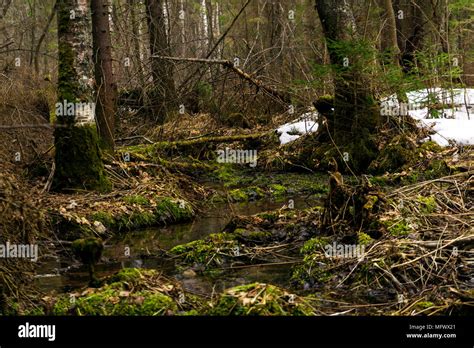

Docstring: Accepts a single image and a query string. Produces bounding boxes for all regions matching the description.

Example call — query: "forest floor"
[1,103,473,316]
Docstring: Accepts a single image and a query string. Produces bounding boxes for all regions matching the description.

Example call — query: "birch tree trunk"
[53,0,110,192]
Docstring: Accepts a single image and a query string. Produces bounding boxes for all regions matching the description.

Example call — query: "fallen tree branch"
[153,55,291,104]
[177,0,252,91]
[116,135,154,144]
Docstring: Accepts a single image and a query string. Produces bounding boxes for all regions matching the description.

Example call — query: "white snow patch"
[381,88,474,146]
[277,88,474,146]
[276,111,318,145]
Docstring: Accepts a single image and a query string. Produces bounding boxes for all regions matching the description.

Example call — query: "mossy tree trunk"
[91,0,117,152]
[145,0,177,124]
[315,0,381,172]
[53,0,110,192]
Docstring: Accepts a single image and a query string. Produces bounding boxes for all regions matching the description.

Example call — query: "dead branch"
[153,55,291,104]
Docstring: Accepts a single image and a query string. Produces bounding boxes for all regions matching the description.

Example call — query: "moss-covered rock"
[52,269,182,316]
[169,233,239,268]
[71,237,104,286]
[209,283,316,316]
[155,198,194,223]
[232,228,272,243]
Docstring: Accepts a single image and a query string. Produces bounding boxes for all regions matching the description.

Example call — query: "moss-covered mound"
[169,232,241,269]
[209,283,316,316]
[170,207,322,271]
[52,268,203,315]
[118,132,276,160]
[55,196,195,239]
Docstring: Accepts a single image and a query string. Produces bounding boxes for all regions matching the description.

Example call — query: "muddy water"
[35,196,318,295]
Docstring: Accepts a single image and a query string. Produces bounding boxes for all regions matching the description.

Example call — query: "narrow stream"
[35,195,319,295]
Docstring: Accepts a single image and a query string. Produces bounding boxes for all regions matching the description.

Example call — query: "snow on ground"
[384,88,474,146]
[277,88,474,146]
[276,110,318,145]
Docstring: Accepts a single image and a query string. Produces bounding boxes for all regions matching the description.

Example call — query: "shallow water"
[35,195,318,294]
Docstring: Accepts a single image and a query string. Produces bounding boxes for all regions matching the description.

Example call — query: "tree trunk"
[91,0,117,152]
[393,0,429,74]
[145,0,176,124]
[380,0,401,66]
[315,0,380,172]
[128,0,145,87]
[53,0,110,192]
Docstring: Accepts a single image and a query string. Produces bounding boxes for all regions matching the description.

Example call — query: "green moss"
[257,212,279,223]
[88,198,194,233]
[53,125,111,192]
[213,164,242,187]
[368,175,390,187]
[123,195,150,206]
[228,188,248,202]
[385,219,411,236]
[347,131,379,173]
[419,141,442,153]
[371,135,416,174]
[269,184,287,197]
[155,198,194,223]
[415,301,434,310]
[109,268,147,285]
[291,237,334,285]
[57,29,79,104]
[363,195,379,211]
[425,159,450,180]
[170,233,238,267]
[233,228,271,243]
[116,210,156,231]
[53,268,179,315]
[300,237,330,254]
[209,283,315,316]
[228,187,265,202]
[53,288,176,316]
[307,182,329,194]
[90,211,114,228]
[358,232,373,246]
[416,195,437,214]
